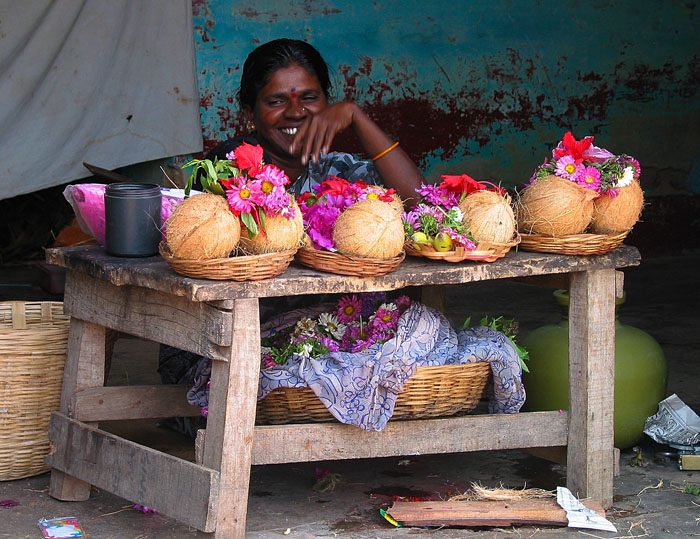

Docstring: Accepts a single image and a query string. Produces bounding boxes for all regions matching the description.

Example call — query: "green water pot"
[521,289,667,449]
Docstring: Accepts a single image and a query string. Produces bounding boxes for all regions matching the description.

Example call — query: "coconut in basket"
[516,174,597,236]
[165,193,241,259]
[591,179,644,234]
[333,198,405,258]
[239,199,304,254]
[459,189,517,244]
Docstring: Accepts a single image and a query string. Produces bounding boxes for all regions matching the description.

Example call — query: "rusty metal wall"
[191,0,700,195]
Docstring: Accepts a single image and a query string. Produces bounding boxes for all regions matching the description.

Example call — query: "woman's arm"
[293,102,424,204]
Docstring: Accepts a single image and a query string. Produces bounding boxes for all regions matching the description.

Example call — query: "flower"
[183,143,296,237]
[298,177,397,251]
[260,293,412,368]
[532,132,641,194]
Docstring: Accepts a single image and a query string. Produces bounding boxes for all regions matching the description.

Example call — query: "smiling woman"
[202,38,424,204]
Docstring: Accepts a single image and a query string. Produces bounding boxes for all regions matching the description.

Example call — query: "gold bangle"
[371,141,399,162]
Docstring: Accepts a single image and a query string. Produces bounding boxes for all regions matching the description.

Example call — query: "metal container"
[104,183,162,257]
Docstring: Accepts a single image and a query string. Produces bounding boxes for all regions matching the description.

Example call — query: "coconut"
[165,193,240,259]
[460,190,516,244]
[332,198,404,258]
[239,199,304,254]
[516,174,597,236]
[590,180,644,234]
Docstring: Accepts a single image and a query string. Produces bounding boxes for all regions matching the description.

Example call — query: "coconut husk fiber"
[239,199,304,254]
[165,193,240,259]
[590,180,644,234]
[516,174,597,236]
[333,198,404,258]
[459,190,516,243]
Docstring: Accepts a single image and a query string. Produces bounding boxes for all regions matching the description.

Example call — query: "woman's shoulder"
[205,135,265,161]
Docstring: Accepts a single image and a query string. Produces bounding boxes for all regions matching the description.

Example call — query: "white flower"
[299,342,314,358]
[293,317,317,338]
[261,346,274,356]
[447,206,464,221]
[617,166,634,188]
[317,312,346,340]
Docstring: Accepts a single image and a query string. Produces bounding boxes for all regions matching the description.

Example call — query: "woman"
[204,38,424,204]
[159,40,426,436]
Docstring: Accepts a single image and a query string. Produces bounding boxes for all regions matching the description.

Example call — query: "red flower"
[233,142,264,175]
[440,174,505,195]
[553,131,594,165]
[317,176,352,197]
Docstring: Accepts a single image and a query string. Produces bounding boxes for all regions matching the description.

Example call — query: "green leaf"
[241,212,258,237]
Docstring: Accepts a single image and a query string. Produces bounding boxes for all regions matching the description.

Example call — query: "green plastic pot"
[521,289,667,449]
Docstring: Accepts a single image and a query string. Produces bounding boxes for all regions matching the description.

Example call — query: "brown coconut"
[516,174,597,236]
[165,193,240,259]
[239,199,304,254]
[460,190,516,244]
[590,180,644,234]
[332,198,404,258]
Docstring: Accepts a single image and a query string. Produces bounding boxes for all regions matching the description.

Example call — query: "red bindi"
[290,87,297,98]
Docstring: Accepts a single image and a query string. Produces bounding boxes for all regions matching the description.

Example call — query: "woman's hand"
[291,102,357,166]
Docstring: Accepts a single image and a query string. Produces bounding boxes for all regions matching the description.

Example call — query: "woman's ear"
[243,107,255,133]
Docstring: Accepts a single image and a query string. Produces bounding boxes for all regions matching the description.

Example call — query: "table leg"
[566,269,616,507]
[49,318,106,501]
[201,298,260,538]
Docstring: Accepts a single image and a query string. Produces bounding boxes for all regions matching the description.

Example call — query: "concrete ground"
[0,254,698,538]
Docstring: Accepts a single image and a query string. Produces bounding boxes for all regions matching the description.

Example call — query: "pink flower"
[226,180,264,214]
[417,184,458,208]
[555,155,580,180]
[337,295,362,323]
[575,165,602,191]
[370,305,399,332]
[255,163,289,189]
[394,295,411,312]
[441,227,476,250]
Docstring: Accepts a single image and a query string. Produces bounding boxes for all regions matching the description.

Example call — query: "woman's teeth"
[280,127,298,135]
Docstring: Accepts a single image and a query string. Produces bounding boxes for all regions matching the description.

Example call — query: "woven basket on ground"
[519,231,628,255]
[160,242,296,281]
[295,246,405,276]
[256,362,491,425]
[0,301,69,480]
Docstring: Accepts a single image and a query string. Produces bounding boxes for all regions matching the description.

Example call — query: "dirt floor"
[0,254,698,538]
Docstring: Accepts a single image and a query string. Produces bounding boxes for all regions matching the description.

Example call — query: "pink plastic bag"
[63,184,193,245]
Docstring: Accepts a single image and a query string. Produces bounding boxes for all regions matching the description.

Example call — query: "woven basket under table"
[256,362,491,425]
[0,302,69,480]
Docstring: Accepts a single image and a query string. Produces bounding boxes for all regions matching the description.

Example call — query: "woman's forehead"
[259,64,322,96]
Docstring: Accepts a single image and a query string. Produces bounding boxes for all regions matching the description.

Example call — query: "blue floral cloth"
[187,301,525,432]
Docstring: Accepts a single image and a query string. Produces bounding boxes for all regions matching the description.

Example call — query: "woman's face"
[248,63,327,165]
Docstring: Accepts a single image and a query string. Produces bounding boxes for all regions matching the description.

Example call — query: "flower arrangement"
[261,292,411,368]
[183,142,297,237]
[297,177,398,251]
[462,315,529,372]
[529,131,641,196]
[403,174,507,252]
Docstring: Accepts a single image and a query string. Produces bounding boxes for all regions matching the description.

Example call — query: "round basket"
[160,242,296,281]
[405,235,520,263]
[0,301,69,480]
[519,231,628,255]
[256,362,491,425]
[294,246,405,276]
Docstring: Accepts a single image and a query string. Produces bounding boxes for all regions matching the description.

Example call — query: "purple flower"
[320,335,340,352]
[575,165,602,191]
[361,292,387,317]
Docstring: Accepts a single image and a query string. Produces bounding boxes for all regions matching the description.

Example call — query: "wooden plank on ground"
[46,412,219,533]
[250,411,568,465]
[386,498,605,527]
[63,271,232,359]
[72,385,200,421]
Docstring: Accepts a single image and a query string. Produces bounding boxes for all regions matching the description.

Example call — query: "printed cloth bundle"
[187,301,525,432]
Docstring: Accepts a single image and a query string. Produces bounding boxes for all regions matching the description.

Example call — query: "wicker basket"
[405,235,520,263]
[519,231,628,255]
[160,242,296,281]
[0,302,69,480]
[256,362,491,425]
[295,246,406,276]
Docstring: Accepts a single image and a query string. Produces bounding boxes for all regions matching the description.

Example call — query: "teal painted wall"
[191,0,700,196]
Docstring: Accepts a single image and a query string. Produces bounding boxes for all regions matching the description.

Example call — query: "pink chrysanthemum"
[576,165,602,191]
[394,295,411,312]
[441,227,476,250]
[226,180,264,214]
[370,305,399,332]
[417,184,458,208]
[555,155,579,180]
[337,295,362,323]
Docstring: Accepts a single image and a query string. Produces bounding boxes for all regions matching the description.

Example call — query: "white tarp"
[0,0,203,200]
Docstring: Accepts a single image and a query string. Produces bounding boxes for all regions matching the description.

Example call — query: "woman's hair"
[238,38,331,111]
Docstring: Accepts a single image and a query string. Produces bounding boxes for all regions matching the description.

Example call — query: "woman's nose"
[286,100,307,118]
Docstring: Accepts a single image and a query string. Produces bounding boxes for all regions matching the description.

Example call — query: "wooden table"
[44,245,639,537]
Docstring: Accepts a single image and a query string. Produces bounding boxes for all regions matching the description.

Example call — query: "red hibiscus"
[440,174,505,195]
[233,142,264,175]
[553,131,594,165]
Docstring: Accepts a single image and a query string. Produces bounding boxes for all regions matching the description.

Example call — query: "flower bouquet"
[295,177,406,276]
[160,142,302,280]
[403,174,519,262]
[517,131,643,254]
